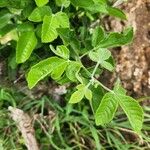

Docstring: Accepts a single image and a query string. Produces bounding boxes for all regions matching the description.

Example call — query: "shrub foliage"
[0,0,143,133]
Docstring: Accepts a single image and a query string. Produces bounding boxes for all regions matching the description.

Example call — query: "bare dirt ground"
[109,0,150,97]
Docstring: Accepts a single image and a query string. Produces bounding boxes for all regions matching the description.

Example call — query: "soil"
[108,0,150,98]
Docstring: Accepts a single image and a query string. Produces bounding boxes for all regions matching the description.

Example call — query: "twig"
[115,127,137,134]
[8,106,39,150]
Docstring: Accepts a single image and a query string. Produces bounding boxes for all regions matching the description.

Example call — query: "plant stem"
[95,79,113,93]
[60,5,64,12]
[91,62,100,78]
[86,62,100,88]
[137,96,150,102]
[77,44,113,93]
[82,65,113,93]
[89,100,94,114]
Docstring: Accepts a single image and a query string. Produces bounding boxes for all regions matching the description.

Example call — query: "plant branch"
[8,106,39,150]
[95,79,114,93]
[82,65,113,93]
[91,62,100,78]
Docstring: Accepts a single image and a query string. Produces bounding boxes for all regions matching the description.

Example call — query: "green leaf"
[0,10,12,29]
[0,24,15,37]
[91,86,104,113]
[42,12,69,43]
[17,22,34,32]
[89,51,99,62]
[113,80,126,95]
[42,15,59,43]
[98,48,111,61]
[57,45,70,59]
[86,3,108,14]
[69,90,85,103]
[93,0,106,4]
[56,74,70,85]
[75,73,83,83]
[117,95,143,132]
[107,7,127,20]
[35,0,49,7]
[50,45,70,59]
[71,0,108,14]
[89,48,114,71]
[92,26,105,47]
[0,0,8,7]
[27,57,65,89]
[71,0,126,20]
[57,28,80,52]
[35,24,42,38]
[89,48,111,62]
[85,88,92,101]
[16,31,37,64]
[76,84,85,90]
[101,61,114,71]
[55,12,70,28]
[95,92,118,125]
[99,28,134,48]
[55,0,70,8]
[1,0,32,9]
[28,6,52,22]
[95,82,143,132]
[51,61,68,80]
[66,61,82,82]
[57,28,71,45]
[22,3,34,18]
[71,0,94,8]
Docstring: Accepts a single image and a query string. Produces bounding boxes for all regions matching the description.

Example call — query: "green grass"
[0,87,150,150]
